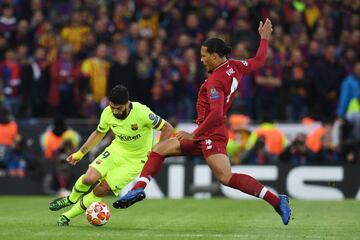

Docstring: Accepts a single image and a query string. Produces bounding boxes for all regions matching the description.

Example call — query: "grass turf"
[0,196,359,240]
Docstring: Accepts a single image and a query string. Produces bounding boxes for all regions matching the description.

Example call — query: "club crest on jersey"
[226,68,235,76]
[131,124,138,131]
[210,87,220,100]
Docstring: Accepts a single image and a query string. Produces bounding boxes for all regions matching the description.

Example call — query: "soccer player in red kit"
[113,18,291,225]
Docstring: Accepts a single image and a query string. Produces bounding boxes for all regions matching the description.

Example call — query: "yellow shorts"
[89,143,146,196]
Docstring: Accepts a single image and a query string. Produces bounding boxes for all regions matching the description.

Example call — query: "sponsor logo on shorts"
[96,159,103,164]
[131,123,138,131]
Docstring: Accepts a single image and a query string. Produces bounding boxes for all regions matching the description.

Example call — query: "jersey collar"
[211,60,229,73]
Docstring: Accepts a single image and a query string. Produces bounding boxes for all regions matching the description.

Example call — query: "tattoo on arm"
[80,147,89,154]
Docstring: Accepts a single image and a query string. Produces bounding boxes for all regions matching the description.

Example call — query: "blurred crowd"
[0,0,359,183]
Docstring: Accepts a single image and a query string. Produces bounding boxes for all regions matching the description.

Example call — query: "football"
[86,201,111,226]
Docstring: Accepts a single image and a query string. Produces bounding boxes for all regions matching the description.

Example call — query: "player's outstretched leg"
[113,151,165,209]
[57,215,70,226]
[274,194,291,225]
[56,186,104,226]
[113,188,146,209]
[49,196,74,211]
[49,174,91,211]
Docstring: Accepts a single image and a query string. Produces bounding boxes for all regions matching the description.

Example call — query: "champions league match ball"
[86,201,111,226]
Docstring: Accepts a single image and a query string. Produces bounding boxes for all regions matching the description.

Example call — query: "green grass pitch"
[0,196,359,240]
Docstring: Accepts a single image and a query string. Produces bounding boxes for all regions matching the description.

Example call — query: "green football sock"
[63,191,102,220]
[68,175,91,203]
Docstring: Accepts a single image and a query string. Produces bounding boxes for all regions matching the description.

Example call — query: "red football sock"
[228,173,280,207]
[132,151,165,190]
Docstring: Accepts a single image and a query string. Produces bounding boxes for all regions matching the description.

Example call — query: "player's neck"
[211,58,228,72]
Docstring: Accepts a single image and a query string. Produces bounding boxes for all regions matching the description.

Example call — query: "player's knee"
[93,182,110,197]
[214,172,232,185]
[82,175,97,185]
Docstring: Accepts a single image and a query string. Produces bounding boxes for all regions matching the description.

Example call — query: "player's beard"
[113,111,127,119]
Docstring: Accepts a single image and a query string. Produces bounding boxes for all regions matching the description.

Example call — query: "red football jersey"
[193,39,269,137]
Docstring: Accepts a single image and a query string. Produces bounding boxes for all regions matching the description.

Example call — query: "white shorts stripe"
[259,187,268,199]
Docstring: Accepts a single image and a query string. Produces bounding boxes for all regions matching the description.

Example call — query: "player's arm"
[142,105,174,142]
[235,18,272,73]
[158,120,173,142]
[192,82,225,138]
[67,108,110,165]
[67,130,106,165]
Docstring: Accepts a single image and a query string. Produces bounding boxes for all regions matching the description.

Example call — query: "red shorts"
[180,125,228,158]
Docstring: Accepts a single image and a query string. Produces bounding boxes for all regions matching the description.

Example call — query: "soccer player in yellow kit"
[49,85,173,226]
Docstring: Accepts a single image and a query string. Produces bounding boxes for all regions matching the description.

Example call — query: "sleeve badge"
[210,87,220,100]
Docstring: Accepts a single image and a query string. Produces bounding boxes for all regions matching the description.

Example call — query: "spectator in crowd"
[337,62,360,118]
[107,44,139,102]
[310,44,346,121]
[340,95,360,164]
[17,44,33,118]
[306,120,333,156]
[177,47,202,121]
[49,44,81,117]
[61,11,90,53]
[254,48,282,121]
[317,129,340,164]
[134,38,153,106]
[245,119,287,164]
[6,134,28,177]
[151,54,178,119]
[0,105,19,175]
[1,48,21,116]
[226,114,251,165]
[280,133,313,166]
[283,49,309,121]
[40,116,80,195]
[0,4,17,40]
[81,42,110,117]
[29,46,51,117]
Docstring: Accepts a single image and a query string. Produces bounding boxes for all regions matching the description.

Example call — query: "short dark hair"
[109,85,129,105]
[202,38,232,57]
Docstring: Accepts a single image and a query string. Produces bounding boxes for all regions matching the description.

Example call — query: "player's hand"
[66,151,85,165]
[258,18,273,40]
[176,131,195,141]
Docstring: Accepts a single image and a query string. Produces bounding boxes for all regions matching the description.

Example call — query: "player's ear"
[211,52,218,60]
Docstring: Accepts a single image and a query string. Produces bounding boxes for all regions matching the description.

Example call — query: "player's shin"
[68,174,92,203]
[228,173,280,206]
[131,151,165,190]
[63,191,102,220]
